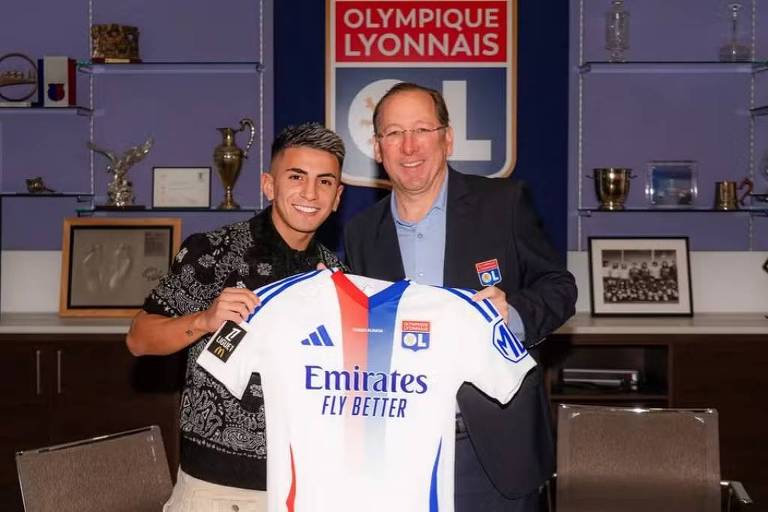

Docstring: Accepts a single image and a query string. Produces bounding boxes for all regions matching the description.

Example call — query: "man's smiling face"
[262,146,343,250]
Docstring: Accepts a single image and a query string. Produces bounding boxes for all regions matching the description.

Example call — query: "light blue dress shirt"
[390,172,525,342]
[391,174,447,287]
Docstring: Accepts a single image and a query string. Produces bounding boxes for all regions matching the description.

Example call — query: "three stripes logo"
[300,325,335,347]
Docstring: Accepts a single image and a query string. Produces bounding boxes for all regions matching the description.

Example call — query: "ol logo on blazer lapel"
[475,259,502,287]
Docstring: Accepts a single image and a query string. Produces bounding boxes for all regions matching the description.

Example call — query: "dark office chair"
[16,425,172,512]
[550,404,752,512]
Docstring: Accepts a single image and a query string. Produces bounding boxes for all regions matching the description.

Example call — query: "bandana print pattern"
[144,210,345,463]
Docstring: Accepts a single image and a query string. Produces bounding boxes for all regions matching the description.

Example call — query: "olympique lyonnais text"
[335,1,508,62]
[306,365,428,418]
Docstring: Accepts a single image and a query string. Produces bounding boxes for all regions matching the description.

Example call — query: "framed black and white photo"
[59,217,182,317]
[152,167,211,208]
[646,161,697,208]
[588,237,693,316]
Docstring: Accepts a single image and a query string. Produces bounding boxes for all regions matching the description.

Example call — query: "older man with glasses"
[344,82,577,511]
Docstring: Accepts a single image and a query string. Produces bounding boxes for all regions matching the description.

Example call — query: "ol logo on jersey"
[476,259,502,287]
[492,320,527,363]
[401,320,430,352]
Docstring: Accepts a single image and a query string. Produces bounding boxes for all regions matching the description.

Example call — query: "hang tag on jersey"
[207,320,247,362]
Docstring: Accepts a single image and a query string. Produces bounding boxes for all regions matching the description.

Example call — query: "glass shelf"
[76,205,261,215]
[78,61,263,75]
[0,106,92,116]
[750,105,768,117]
[578,207,768,216]
[579,61,767,74]
[0,192,92,198]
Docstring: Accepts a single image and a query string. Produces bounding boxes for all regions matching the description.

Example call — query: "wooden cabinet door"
[673,336,768,506]
[0,343,52,512]
[48,336,140,441]
[47,336,183,471]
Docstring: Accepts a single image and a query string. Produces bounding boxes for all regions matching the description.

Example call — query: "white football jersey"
[198,270,535,512]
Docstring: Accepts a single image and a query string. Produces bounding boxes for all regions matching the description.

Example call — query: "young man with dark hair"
[127,122,346,511]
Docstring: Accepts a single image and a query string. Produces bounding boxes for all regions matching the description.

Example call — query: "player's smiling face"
[263,146,343,250]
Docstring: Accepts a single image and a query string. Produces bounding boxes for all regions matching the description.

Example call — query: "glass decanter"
[719,3,751,62]
[605,0,630,62]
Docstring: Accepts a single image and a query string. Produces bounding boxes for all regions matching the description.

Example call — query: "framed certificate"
[152,167,211,208]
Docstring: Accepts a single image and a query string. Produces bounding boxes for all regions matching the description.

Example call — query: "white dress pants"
[163,469,267,512]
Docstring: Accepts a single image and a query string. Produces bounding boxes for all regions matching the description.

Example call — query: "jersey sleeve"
[451,291,536,405]
[195,271,319,400]
[195,274,292,399]
[196,319,262,400]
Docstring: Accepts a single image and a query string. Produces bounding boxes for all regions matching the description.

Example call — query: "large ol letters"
[327,0,518,187]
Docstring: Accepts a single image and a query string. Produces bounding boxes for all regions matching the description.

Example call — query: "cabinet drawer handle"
[35,349,41,396]
[56,349,62,394]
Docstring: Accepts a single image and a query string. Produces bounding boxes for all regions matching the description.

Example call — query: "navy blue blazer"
[343,169,577,497]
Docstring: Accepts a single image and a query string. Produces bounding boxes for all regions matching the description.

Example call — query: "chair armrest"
[721,480,753,506]
[541,474,556,512]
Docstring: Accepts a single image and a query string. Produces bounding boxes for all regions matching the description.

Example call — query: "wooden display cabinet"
[542,325,768,505]
[0,333,183,512]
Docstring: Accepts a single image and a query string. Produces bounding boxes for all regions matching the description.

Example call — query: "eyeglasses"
[375,125,447,146]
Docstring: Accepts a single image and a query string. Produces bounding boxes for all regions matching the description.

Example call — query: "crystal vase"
[605,0,630,63]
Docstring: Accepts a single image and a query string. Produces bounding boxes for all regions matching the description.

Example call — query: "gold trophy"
[592,168,633,210]
[213,118,256,209]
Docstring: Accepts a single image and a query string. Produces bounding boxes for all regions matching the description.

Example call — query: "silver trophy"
[88,137,153,207]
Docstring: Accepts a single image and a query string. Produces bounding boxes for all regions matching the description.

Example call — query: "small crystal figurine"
[605,0,630,63]
[719,3,751,62]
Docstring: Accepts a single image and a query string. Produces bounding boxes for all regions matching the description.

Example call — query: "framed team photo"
[59,217,182,317]
[588,237,693,317]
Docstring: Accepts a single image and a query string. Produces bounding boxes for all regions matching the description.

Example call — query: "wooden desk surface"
[557,312,768,335]
[0,313,131,335]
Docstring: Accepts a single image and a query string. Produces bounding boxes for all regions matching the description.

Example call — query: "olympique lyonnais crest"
[475,258,502,286]
[326,0,517,187]
[401,320,431,351]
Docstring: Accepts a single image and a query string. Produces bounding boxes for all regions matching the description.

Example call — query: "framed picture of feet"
[59,217,182,317]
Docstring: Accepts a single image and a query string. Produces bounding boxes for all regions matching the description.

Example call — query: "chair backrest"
[16,425,172,512]
[556,404,721,512]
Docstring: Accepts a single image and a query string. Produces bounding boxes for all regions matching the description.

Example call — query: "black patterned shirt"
[143,207,345,490]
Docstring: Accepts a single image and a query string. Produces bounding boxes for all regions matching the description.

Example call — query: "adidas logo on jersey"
[300,325,335,347]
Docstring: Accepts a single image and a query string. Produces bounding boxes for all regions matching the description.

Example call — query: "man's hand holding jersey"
[127,287,260,356]
[472,286,510,325]
[192,287,260,332]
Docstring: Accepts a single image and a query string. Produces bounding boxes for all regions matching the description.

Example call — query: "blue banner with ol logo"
[326,0,518,187]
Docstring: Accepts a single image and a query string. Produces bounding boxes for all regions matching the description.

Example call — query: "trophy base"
[97,204,146,210]
[598,203,625,211]
[217,201,240,210]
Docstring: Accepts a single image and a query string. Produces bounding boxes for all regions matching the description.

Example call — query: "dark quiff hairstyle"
[271,122,346,168]
[372,82,450,135]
